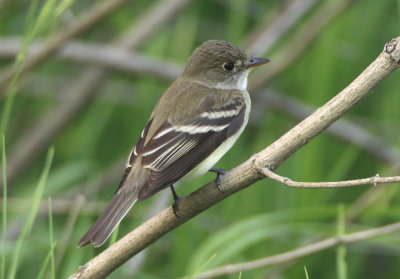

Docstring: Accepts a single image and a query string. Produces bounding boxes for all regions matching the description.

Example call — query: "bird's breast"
[184,90,251,180]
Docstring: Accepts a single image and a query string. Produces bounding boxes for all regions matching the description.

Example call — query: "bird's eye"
[222,62,235,71]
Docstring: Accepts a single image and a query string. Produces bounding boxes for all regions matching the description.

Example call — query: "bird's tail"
[78,190,138,248]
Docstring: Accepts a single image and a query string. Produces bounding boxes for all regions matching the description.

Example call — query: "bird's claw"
[209,168,227,192]
[172,197,181,218]
[170,185,181,218]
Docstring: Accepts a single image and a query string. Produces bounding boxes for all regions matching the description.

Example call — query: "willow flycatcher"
[78,40,270,247]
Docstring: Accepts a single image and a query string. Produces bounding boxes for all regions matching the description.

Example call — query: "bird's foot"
[209,168,227,192]
[170,185,181,218]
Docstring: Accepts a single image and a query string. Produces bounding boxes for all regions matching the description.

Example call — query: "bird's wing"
[115,118,153,193]
[137,96,246,200]
[78,119,154,247]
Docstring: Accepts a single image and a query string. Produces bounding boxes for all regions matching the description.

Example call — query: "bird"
[78,40,270,247]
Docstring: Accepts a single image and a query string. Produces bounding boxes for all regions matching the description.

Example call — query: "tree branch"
[68,37,400,279]
[259,167,400,188]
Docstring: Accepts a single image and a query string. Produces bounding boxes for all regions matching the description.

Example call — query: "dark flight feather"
[78,189,138,247]
[78,79,248,247]
[138,104,246,200]
[77,40,269,248]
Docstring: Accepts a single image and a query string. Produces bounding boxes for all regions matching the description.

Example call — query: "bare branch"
[189,221,400,279]
[259,167,400,188]
[68,37,400,279]
[0,0,128,95]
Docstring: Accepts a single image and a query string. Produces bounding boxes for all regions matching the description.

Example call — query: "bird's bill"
[245,57,271,69]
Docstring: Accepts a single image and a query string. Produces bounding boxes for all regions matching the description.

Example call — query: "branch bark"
[259,167,400,188]
[68,37,400,279]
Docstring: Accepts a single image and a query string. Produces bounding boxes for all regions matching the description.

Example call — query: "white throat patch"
[215,72,249,90]
[188,70,250,91]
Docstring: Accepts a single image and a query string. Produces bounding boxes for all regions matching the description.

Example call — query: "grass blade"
[0,0,75,135]
[1,135,7,279]
[7,147,54,279]
[35,243,56,279]
[48,197,56,279]
[189,253,217,279]
[109,224,120,247]
[336,204,347,279]
[304,266,310,279]
[0,0,40,134]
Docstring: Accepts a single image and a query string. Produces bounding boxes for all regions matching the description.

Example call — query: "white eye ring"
[222,62,235,71]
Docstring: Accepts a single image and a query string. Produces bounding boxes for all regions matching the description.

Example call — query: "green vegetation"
[0,0,399,278]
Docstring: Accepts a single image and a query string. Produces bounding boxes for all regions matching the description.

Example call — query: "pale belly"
[183,90,251,181]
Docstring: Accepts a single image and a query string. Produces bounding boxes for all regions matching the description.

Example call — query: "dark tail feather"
[78,192,137,247]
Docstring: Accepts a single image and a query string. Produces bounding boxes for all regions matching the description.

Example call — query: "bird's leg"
[209,168,227,192]
[169,185,181,218]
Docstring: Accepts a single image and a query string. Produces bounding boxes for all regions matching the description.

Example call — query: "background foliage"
[1,0,400,278]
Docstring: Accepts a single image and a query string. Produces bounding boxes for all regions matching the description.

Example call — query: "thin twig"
[68,37,400,279]
[0,0,128,95]
[188,221,400,279]
[345,162,400,223]
[258,167,400,188]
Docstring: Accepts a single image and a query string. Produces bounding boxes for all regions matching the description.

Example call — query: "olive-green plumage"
[78,40,270,247]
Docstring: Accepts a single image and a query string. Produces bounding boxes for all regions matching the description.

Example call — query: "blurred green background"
[1,0,400,278]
